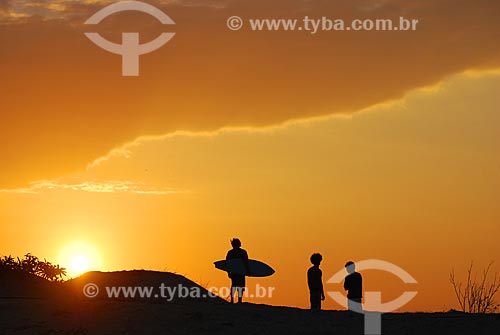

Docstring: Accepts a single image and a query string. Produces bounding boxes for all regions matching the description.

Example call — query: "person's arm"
[320,270,325,300]
[343,276,349,291]
[226,251,232,278]
[242,250,251,275]
[358,273,363,297]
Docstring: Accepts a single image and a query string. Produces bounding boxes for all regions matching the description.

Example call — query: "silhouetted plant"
[0,255,17,269]
[450,261,500,313]
[0,253,67,282]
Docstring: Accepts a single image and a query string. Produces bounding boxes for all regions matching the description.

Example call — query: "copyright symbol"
[227,16,243,31]
[83,283,99,298]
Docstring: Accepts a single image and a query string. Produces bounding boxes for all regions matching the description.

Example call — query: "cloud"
[0,0,27,22]
[1,0,500,187]
[0,178,182,195]
[24,2,68,13]
[0,0,12,10]
[87,147,133,169]
[0,0,221,23]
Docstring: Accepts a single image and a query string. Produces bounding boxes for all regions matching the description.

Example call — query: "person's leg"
[230,286,236,303]
[237,287,245,303]
[347,298,362,313]
[230,275,240,304]
[353,298,362,312]
[233,275,245,303]
[310,290,320,310]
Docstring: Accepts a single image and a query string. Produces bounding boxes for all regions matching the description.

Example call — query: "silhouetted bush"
[450,261,500,313]
[0,253,67,282]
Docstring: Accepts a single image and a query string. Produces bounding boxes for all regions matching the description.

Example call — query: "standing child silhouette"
[307,253,325,310]
[343,260,363,312]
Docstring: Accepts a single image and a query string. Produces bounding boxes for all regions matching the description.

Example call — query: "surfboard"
[214,259,275,277]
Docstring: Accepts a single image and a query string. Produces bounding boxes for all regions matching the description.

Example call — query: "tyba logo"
[85,1,175,76]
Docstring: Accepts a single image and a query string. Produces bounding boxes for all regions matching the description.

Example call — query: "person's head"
[230,238,241,248]
[310,253,322,266]
[345,261,356,274]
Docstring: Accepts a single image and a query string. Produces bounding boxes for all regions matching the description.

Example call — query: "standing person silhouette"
[343,261,363,312]
[307,253,325,310]
[226,238,250,303]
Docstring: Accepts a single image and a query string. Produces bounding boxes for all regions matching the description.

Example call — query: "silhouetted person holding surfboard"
[226,238,250,303]
[343,260,363,312]
[307,253,325,310]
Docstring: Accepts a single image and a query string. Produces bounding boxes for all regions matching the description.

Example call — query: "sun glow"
[58,241,102,278]
[71,255,89,275]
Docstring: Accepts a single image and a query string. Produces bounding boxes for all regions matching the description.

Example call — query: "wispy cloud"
[0,178,183,195]
[0,0,225,24]
[87,148,133,169]
[24,2,68,12]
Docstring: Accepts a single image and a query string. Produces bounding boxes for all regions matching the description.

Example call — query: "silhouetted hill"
[65,270,224,303]
[0,268,58,299]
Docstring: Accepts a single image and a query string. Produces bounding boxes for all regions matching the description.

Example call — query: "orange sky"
[1,0,500,311]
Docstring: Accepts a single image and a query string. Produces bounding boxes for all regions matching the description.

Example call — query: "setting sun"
[58,242,102,278]
[70,255,89,276]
